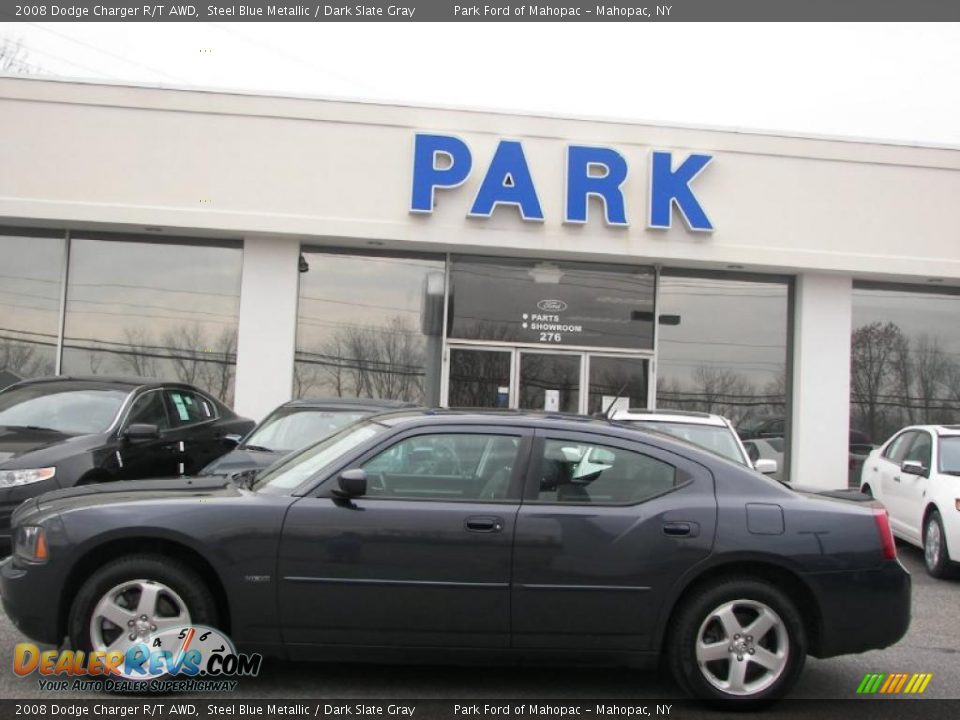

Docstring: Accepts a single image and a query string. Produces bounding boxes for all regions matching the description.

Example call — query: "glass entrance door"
[518,351,582,413]
[587,355,650,415]
[444,345,651,414]
[447,347,512,408]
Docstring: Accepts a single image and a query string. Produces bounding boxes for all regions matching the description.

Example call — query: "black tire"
[861,484,873,498]
[69,554,219,655]
[923,510,956,579]
[666,577,807,706]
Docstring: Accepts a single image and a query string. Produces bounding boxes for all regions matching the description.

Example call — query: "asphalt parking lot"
[1,542,957,702]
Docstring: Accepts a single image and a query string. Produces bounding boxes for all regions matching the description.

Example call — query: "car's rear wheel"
[923,510,955,579]
[667,578,806,705]
[861,484,873,498]
[69,554,219,655]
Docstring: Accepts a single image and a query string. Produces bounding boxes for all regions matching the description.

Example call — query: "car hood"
[0,425,82,465]
[18,477,239,522]
[200,447,280,476]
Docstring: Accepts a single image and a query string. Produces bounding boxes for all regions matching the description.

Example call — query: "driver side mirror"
[332,469,367,498]
[901,460,927,477]
[123,423,160,443]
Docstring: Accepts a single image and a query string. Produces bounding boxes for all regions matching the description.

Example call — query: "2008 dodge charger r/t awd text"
[0,410,910,704]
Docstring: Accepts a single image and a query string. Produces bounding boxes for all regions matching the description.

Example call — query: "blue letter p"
[410,134,473,213]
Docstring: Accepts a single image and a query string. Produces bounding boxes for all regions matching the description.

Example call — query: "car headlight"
[0,467,55,488]
[14,526,49,563]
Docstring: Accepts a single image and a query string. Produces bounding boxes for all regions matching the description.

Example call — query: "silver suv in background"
[611,408,780,478]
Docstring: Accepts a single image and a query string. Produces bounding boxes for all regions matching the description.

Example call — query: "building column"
[790,273,853,489]
[233,236,301,422]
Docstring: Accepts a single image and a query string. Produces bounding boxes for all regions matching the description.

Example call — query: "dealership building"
[2,76,959,488]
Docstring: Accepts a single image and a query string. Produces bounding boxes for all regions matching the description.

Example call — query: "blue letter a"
[469,140,544,221]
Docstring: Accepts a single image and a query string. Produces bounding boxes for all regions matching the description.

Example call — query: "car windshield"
[0,385,129,435]
[253,419,389,494]
[626,420,746,465]
[938,436,960,474]
[243,408,370,453]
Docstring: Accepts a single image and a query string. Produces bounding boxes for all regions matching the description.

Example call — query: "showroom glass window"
[294,249,446,404]
[60,235,243,403]
[851,283,960,445]
[0,229,66,388]
[657,271,791,475]
[448,256,656,350]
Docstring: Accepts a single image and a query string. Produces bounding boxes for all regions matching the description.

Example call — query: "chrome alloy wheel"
[925,517,943,570]
[89,579,191,652]
[695,599,789,697]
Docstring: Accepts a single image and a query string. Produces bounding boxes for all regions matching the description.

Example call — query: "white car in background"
[610,409,779,477]
[860,425,960,578]
[742,437,785,482]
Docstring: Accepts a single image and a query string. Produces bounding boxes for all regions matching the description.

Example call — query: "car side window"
[536,439,678,505]
[126,391,171,431]
[904,432,932,468]
[164,389,216,427]
[361,433,520,501]
[883,432,914,463]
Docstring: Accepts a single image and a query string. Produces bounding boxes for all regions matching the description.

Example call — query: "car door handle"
[894,475,901,482]
[465,516,504,533]
[662,522,697,537]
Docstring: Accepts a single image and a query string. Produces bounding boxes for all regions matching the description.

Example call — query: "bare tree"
[910,334,952,425]
[0,337,54,377]
[850,322,909,441]
[306,317,426,401]
[195,328,237,403]
[119,327,160,378]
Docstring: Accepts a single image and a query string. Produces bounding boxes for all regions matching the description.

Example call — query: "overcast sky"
[3,22,959,145]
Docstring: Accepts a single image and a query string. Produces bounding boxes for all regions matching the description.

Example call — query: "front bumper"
[1,555,62,644]
[806,560,911,658]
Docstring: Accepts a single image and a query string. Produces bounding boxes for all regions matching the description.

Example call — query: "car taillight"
[872,507,897,560]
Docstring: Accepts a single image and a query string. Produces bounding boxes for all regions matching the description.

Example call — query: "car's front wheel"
[68,554,219,655]
[667,578,806,705]
[924,510,955,579]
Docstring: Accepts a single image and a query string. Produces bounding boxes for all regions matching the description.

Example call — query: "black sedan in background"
[1,410,909,704]
[0,376,253,545]
[201,398,416,477]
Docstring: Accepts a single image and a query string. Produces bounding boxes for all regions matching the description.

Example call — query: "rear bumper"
[806,561,911,658]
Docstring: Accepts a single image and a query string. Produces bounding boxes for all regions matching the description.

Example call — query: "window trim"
[523,429,694,507]
[902,429,933,468]
[882,430,915,464]
[122,388,173,433]
[310,425,534,504]
[162,387,220,429]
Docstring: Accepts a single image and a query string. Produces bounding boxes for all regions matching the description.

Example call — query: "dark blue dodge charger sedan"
[1,410,909,703]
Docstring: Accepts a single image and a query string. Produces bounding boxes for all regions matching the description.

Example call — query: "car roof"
[610,408,729,427]
[897,424,960,438]
[7,375,183,393]
[278,398,420,411]
[357,408,763,473]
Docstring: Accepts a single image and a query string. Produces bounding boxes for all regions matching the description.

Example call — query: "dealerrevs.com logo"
[15,625,262,692]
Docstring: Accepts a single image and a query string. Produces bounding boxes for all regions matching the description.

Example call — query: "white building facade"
[2,77,960,488]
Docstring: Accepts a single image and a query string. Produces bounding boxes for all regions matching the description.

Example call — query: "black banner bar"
[1,699,959,720]
[3,1,960,22]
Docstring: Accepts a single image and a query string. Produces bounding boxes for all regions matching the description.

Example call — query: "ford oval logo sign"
[537,299,568,312]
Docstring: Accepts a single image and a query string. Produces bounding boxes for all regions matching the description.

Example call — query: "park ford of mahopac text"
[453,5,674,18]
